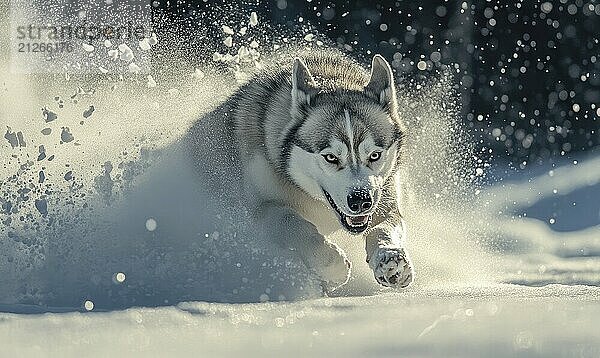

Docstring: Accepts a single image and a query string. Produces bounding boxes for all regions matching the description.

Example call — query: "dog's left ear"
[291,58,317,107]
[365,55,397,108]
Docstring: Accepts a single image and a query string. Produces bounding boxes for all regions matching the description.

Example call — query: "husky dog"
[188,50,413,291]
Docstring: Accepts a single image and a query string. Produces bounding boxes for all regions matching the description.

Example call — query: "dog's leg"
[365,216,414,288]
[257,203,351,292]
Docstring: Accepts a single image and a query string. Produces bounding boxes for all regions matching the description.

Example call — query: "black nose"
[347,189,372,213]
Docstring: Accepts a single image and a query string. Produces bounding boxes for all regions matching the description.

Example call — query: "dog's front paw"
[369,246,413,288]
[310,242,351,293]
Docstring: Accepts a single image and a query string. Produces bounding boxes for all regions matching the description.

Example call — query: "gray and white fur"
[188,50,413,291]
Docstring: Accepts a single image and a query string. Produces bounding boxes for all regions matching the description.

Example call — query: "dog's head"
[285,55,404,234]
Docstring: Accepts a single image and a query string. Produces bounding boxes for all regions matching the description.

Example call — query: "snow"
[145,218,157,231]
[139,39,151,51]
[222,25,234,35]
[114,272,126,283]
[118,44,135,61]
[249,12,258,27]
[128,62,141,73]
[1,286,600,357]
[1,7,599,356]
[82,43,95,53]
[148,33,158,46]
[191,68,205,80]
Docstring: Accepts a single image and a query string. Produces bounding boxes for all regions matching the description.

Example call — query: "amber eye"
[369,151,382,162]
[323,153,339,164]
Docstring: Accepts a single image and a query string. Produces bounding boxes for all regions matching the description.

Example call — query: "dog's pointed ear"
[291,58,316,107]
[365,55,397,107]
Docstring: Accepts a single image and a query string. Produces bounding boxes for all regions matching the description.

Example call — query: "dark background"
[156,0,599,169]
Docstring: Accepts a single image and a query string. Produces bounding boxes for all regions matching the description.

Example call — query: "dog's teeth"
[345,215,370,227]
[345,216,364,227]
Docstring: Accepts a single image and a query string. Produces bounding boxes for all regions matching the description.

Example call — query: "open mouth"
[323,190,372,234]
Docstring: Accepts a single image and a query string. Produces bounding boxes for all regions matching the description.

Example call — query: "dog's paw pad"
[370,247,413,288]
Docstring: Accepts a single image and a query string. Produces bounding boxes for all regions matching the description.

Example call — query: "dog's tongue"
[345,215,369,227]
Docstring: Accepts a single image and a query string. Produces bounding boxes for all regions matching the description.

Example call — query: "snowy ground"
[2,285,600,357]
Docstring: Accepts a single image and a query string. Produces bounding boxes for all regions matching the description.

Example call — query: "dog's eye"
[323,154,339,164]
[369,151,382,162]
